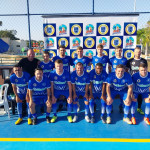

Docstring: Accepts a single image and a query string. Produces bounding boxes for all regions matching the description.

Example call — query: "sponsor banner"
[123,49,134,60]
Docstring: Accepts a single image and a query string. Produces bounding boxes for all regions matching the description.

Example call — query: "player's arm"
[89,82,94,99]
[108,64,112,73]
[28,89,35,108]
[46,88,51,107]
[101,83,107,101]
[84,84,89,100]
[106,83,113,105]
[67,82,72,102]
[12,84,22,103]
[72,84,77,100]
[50,81,57,103]
[125,84,133,105]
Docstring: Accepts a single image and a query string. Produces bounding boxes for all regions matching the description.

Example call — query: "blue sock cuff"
[146,103,150,107]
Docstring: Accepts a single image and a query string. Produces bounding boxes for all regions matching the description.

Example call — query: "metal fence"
[0,0,150,55]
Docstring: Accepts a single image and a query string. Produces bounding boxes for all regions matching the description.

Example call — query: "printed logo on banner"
[70,50,77,58]
[43,24,56,36]
[72,38,80,48]
[85,50,94,58]
[70,23,83,36]
[97,23,110,36]
[103,49,109,56]
[110,36,123,49]
[86,24,94,35]
[123,49,134,60]
[99,37,107,47]
[49,50,57,58]
[57,37,69,49]
[83,37,96,49]
[113,24,121,34]
[126,37,134,47]
[59,24,67,35]
[124,23,137,35]
[46,38,54,48]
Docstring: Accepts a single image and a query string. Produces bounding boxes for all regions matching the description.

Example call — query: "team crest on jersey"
[44,25,55,36]
[99,37,107,47]
[82,59,85,63]
[125,24,136,35]
[15,79,18,82]
[33,83,37,87]
[83,78,86,81]
[59,24,67,35]
[147,79,150,82]
[41,65,44,68]
[122,60,125,63]
[122,79,125,83]
[46,38,54,48]
[72,38,80,48]
[94,75,96,78]
[113,79,117,82]
[75,77,78,80]
[132,62,135,65]
[137,79,140,83]
[62,76,65,79]
[114,60,117,63]
[113,24,121,34]
[95,58,98,62]
[126,37,134,47]
[54,76,57,80]
[75,60,78,63]
[23,79,26,82]
[42,83,46,86]
[64,59,67,63]
[86,24,94,35]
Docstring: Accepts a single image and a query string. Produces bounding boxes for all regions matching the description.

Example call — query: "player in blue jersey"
[92,44,109,72]
[39,51,54,78]
[50,59,73,123]
[106,64,133,124]
[89,63,107,123]
[52,45,73,72]
[131,63,150,125]
[28,68,51,125]
[10,64,32,125]
[73,46,91,72]
[71,62,92,123]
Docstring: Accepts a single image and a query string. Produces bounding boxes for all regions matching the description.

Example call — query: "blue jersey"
[28,77,51,97]
[71,71,90,93]
[39,61,54,78]
[50,70,70,91]
[106,72,132,92]
[10,71,30,95]
[53,56,73,72]
[73,56,91,71]
[92,55,109,71]
[109,57,127,72]
[90,69,107,94]
[132,72,150,93]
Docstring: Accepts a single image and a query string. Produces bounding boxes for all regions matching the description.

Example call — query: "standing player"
[10,64,32,125]
[89,63,107,123]
[73,46,91,72]
[50,59,73,123]
[92,44,109,72]
[131,63,150,125]
[127,47,148,114]
[39,51,54,78]
[28,68,51,125]
[106,64,133,124]
[71,62,92,123]
[52,45,73,72]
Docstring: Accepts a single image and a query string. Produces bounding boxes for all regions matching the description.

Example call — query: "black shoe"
[111,105,113,113]
[91,117,95,123]
[57,104,63,112]
[94,103,96,112]
[46,116,51,123]
[119,105,124,114]
[41,106,44,114]
[32,118,37,125]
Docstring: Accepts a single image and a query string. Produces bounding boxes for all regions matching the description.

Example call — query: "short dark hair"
[97,44,103,49]
[13,63,21,68]
[59,45,66,49]
[76,62,83,67]
[139,63,147,68]
[115,46,122,49]
[43,51,50,56]
[35,67,43,72]
[96,63,103,68]
[116,64,125,69]
[77,46,83,51]
[55,59,63,64]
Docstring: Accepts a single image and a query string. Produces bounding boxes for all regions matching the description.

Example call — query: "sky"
[0,0,150,41]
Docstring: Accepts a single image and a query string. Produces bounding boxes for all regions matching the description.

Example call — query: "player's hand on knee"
[16,96,22,103]
[52,96,57,103]
[89,94,94,100]
[29,101,34,108]
[84,94,89,100]
[67,97,72,103]
[46,100,52,107]
[124,98,131,106]
[101,95,106,101]
[106,97,113,105]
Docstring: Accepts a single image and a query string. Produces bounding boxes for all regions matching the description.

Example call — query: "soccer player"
[50,59,73,123]
[28,68,51,125]
[73,46,91,72]
[39,51,54,78]
[10,64,32,125]
[92,44,109,72]
[52,45,73,72]
[89,63,107,123]
[106,64,133,124]
[131,63,150,125]
[127,47,148,114]
[71,62,91,123]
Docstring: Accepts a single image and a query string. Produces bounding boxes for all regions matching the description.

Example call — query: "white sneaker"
[73,115,78,122]
[77,102,80,112]
[85,116,91,123]
[106,116,111,124]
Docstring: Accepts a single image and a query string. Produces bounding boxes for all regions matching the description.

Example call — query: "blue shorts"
[133,92,149,99]
[54,90,69,99]
[93,93,102,99]
[18,94,26,101]
[111,90,127,101]
[32,96,47,105]
[75,92,88,102]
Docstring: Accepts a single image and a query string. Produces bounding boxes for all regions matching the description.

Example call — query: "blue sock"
[145,103,150,118]
[106,104,112,117]
[101,99,106,117]
[131,101,136,117]
[85,104,89,116]
[67,103,72,116]
[46,112,50,117]
[52,103,57,116]
[124,105,130,118]
[73,103,78,115]
[89,99,94,117]
[17,103,22,118]
[120,99,124,107]
[32,113,37,118]
[26,103,32,118]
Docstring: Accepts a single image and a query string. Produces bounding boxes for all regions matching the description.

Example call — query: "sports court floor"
[0,99,150,150]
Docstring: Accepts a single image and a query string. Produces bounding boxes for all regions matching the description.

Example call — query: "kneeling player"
[28,68,51,125]
[131,63,150,125]
[89,63,107,123]
[50,59,73,123]
[10,64,32,125]
[71,62,92,123]
[106,64,133,124]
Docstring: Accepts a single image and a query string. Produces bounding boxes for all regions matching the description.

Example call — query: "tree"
[0,30,19,40]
